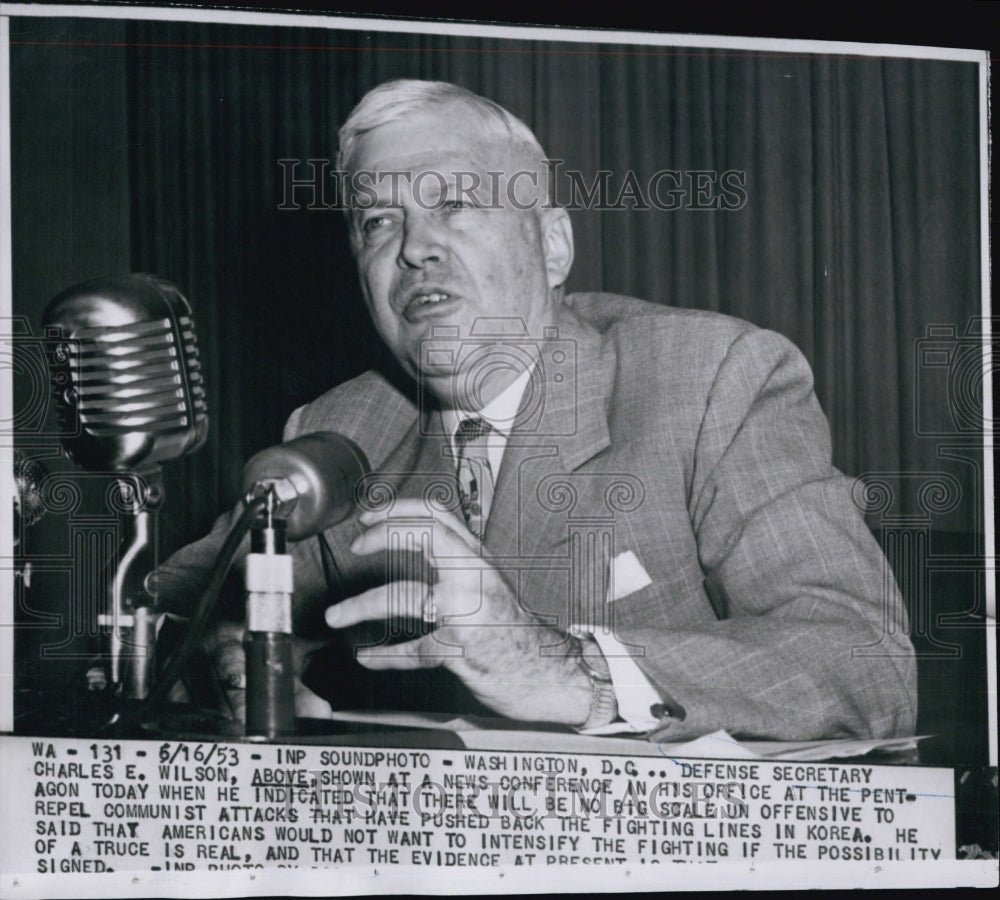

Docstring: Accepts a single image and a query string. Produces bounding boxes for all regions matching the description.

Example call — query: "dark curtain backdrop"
[10,18,985,748]
[117,21,983,551]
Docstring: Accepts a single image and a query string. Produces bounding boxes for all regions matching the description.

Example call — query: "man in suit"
[157,79,916,741]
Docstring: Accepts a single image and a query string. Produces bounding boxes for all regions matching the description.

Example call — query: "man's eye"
[361,215,390,235]
[443,199,474,212]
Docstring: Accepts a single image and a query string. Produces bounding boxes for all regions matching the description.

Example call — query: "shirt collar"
[441,363,534,447]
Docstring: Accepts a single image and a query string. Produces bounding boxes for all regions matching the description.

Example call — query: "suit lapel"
[485,306,616,626]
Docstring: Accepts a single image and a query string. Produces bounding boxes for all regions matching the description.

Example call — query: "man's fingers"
[211,637,247,722]
[325,581,430,629]
[356,639,435,670]
[222,687,246,724]
[206,632,332,724]
[214,639,246,688]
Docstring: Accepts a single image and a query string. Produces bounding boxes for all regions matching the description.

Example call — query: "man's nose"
[397,214,446,268]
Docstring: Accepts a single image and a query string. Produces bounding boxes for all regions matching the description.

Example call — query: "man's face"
[347,104,573,408]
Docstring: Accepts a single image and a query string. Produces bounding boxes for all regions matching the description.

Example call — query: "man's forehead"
[351,108,522,174]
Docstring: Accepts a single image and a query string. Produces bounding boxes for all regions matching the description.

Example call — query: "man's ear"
[540,207,575,289]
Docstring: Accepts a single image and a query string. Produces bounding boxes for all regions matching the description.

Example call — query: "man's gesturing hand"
[325,501,592,725]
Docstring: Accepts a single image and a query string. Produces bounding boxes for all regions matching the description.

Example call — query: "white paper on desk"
[326,712,922,761]
[327,709,483,731]
[738,733,925,761]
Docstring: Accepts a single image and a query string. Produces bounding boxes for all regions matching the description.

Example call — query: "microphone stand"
[103,466,163,704]
[243,488,296,739]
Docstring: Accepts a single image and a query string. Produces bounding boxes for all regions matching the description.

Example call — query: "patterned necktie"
[455,417,495,541]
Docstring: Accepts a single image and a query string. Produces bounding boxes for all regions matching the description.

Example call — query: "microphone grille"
[43,274,210,471]
[65,313,207,435]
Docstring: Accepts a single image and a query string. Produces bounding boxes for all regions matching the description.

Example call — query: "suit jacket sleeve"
[634,326,916,742]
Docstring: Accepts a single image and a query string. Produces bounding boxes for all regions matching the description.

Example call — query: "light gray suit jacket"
[158,293,917,741]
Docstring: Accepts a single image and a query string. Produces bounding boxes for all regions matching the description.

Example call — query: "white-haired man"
[158,80,917,741]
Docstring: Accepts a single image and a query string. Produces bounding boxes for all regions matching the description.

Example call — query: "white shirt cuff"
[577,629,662,735]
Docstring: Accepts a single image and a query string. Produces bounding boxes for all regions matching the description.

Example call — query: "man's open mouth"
[403,290,460,321]
[414,291,448,305]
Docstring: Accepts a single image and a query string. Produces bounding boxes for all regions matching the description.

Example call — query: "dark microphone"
[42,273,209,472]
[240,431,370,540]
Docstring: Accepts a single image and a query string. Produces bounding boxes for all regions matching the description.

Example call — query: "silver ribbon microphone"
[43,273,209,472]
[42,274,210,700]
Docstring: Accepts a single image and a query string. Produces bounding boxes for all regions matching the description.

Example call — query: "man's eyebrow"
[357,197,401,209]
[349,196,402,219]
